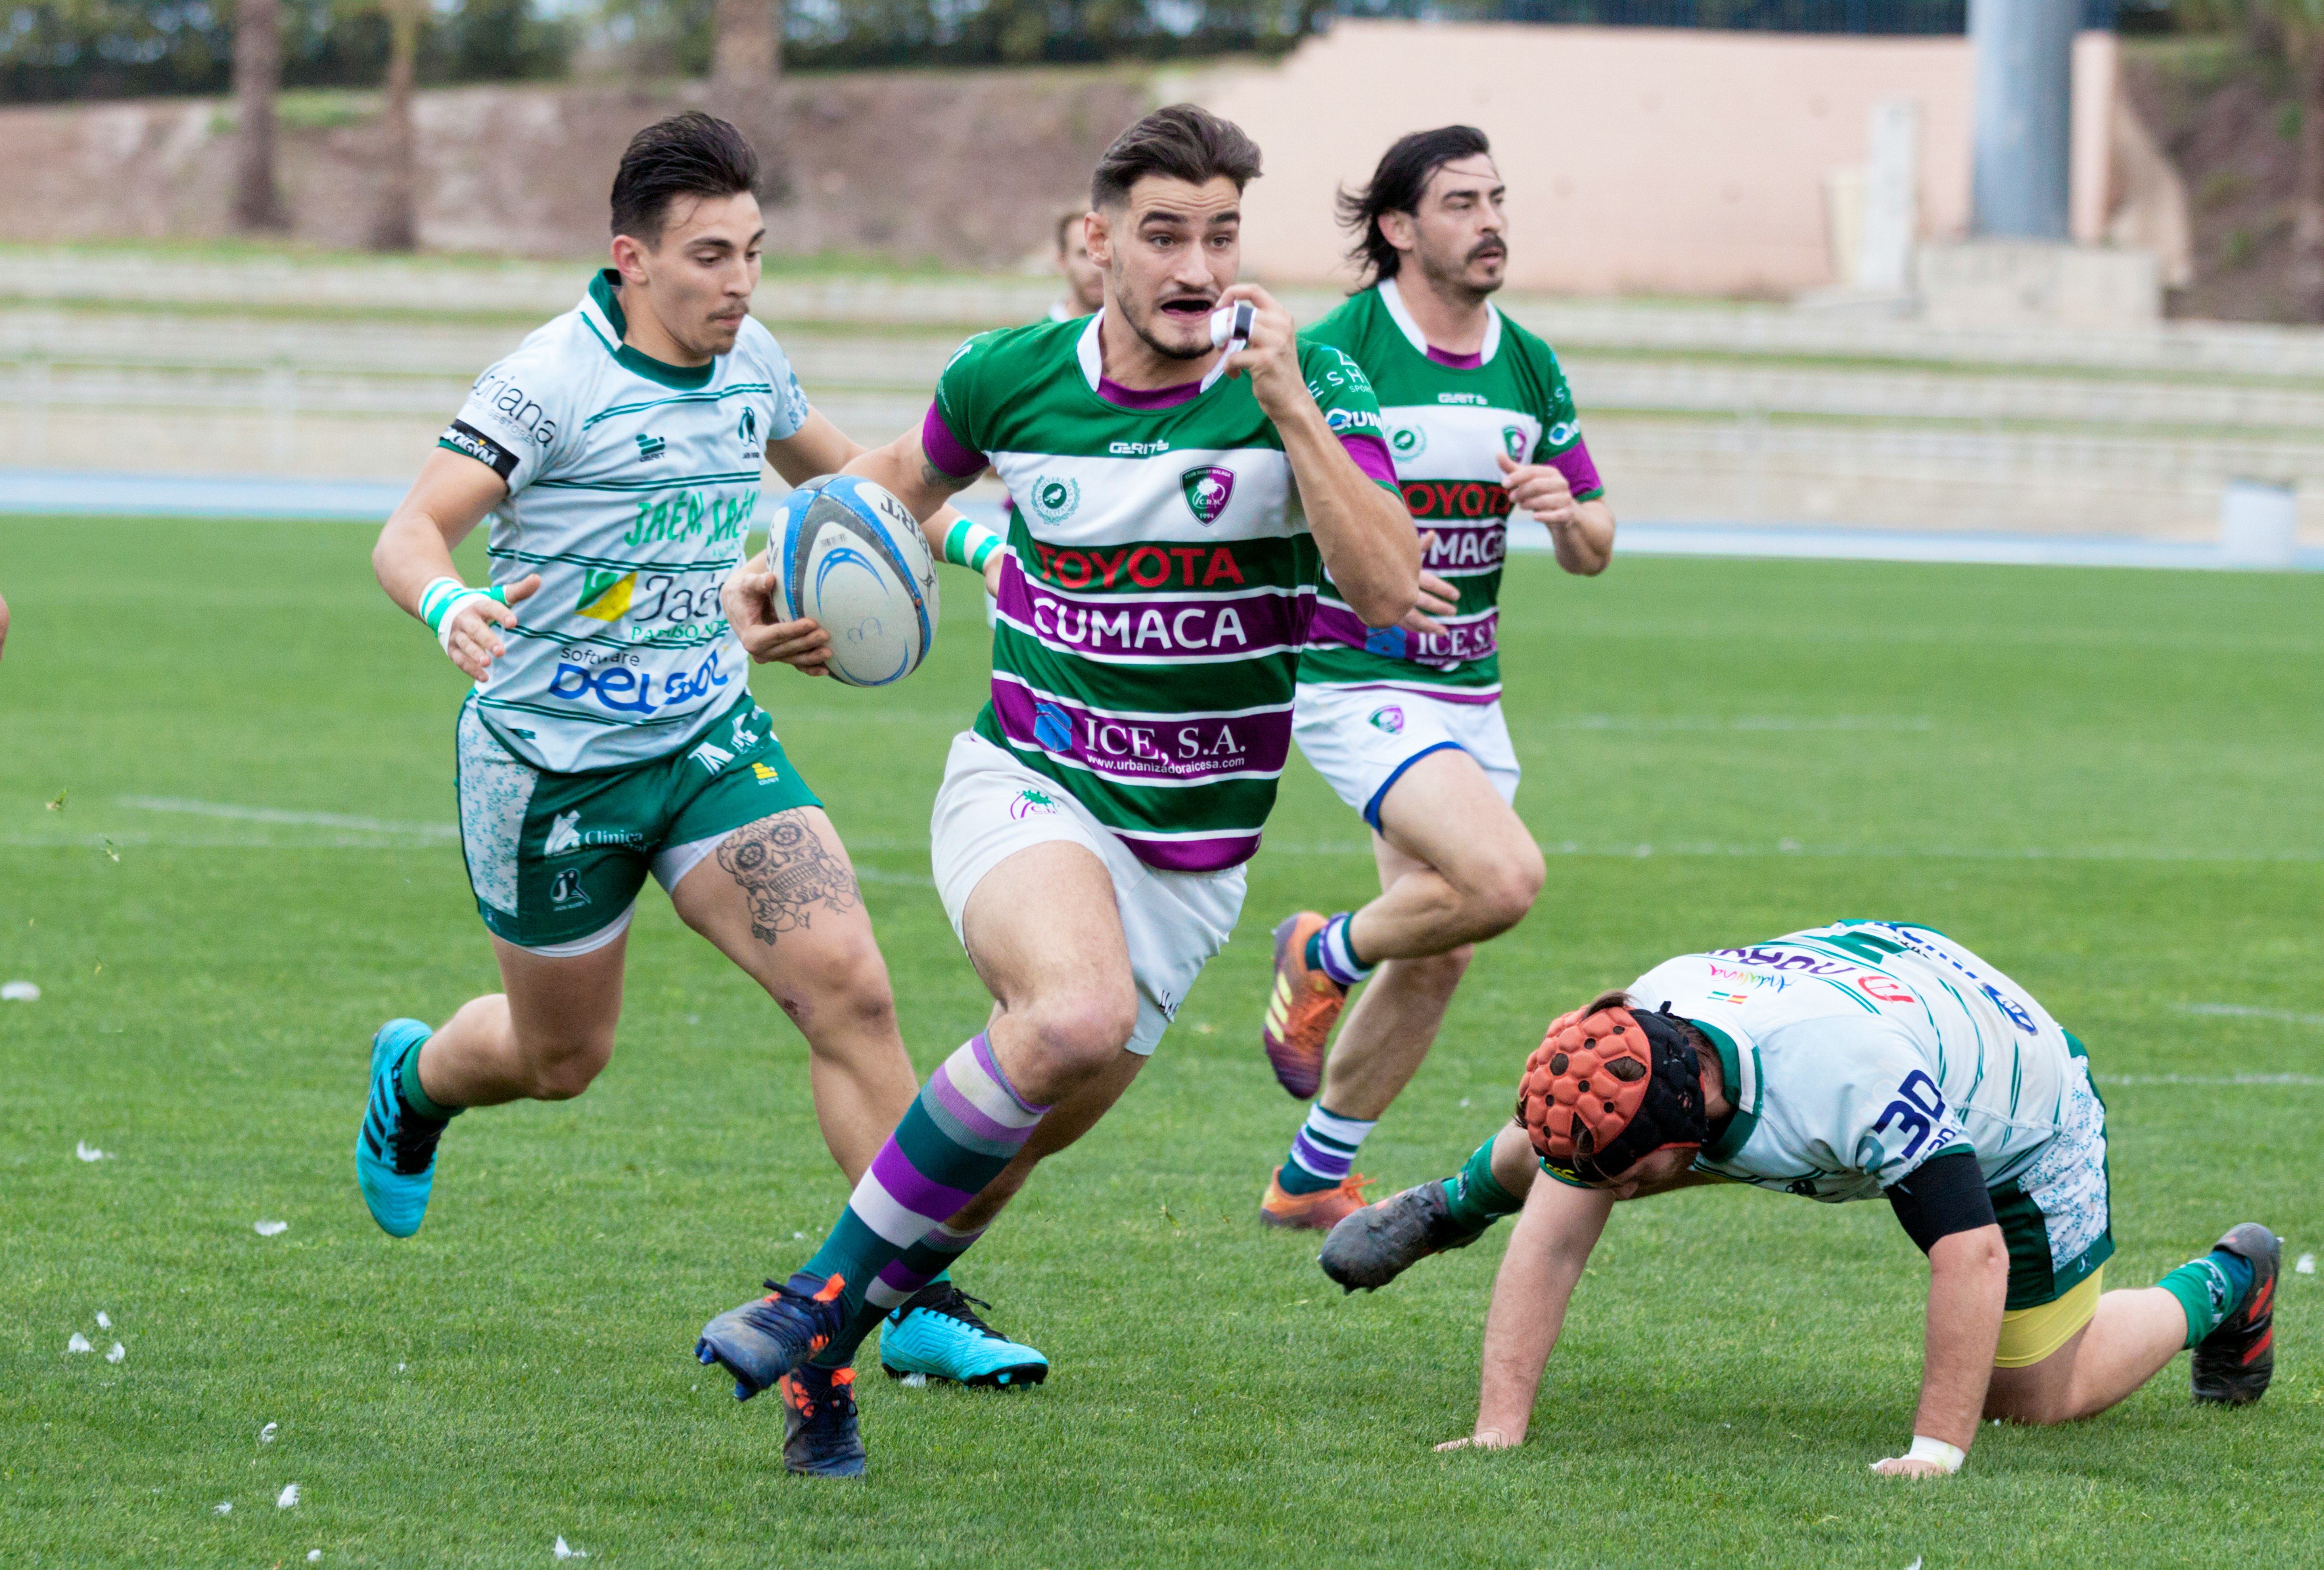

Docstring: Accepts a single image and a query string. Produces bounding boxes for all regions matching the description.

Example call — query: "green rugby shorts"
[454,693,821,952]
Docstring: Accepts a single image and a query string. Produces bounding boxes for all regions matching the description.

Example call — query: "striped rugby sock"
[793,1034,1047,1363]
[1307,912,1375,989]
[1281,1102,1377,1195]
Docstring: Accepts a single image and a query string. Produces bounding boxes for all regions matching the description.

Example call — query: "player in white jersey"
[357,113,1046,1389]
[1255,127,1616,1232]
[1320,921,2283,1474]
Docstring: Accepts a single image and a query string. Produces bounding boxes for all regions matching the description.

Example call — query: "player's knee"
[522,1035,614,1100]
[1018,982,1138,1081]
[1460,854,1542,937]
[773,932,898,1036]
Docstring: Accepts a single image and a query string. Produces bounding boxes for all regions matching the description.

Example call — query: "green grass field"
[3,518,2320,1568]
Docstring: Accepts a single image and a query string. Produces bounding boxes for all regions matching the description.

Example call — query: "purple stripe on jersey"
[1420,520,1508,572]
[869,1138,977,1221]
[1098,375,1203,410]
[1310,602,1499,668]
[928,1063,1026,1146]
[1550,435,1603,500]
[922,401,987,479]
[1301,679,1503,706]
[997,559,1312,657]
[1342,432,1396,486]
[989,678,1292,783]
[1113,829,1263,872]
[1426,345,1486,369]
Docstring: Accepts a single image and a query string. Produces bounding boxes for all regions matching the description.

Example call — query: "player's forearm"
[1281,404,1418,628]
[1473,1214,1588,1442]
[373,508,468,620]
[1551,499,1615,577]
[844,433,972,525]
[1912,1226,2008,1451]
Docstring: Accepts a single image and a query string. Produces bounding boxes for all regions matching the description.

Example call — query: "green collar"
[1692,1017,1761,1161]
[588,269,717,390]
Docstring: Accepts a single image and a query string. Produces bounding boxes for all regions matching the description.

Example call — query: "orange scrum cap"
[1517,998,1709,1185]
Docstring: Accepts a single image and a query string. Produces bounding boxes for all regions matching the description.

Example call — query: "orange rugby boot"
[1259,1165,1372,1231]
[1261,912,1346,1099]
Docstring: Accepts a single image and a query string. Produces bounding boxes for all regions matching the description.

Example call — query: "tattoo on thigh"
[717,812,860,946]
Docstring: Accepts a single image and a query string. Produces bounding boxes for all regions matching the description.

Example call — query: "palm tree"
[372,0,425,251]
[232,0,286,230]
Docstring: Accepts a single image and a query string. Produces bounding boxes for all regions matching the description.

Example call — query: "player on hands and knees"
[361,113,1039,1442]
[695,104,1444,1475]
[1315,920,2279,1472]
[1258,127,1613,1231]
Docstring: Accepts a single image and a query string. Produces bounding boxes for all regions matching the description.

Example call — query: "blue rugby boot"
[878,1282,1049,1389]
[779,1363,867,1478]
[696,1274,850,1401]
[356,1019,452,1239]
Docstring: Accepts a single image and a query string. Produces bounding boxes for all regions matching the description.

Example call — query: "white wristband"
[1875,1434,1964,1474]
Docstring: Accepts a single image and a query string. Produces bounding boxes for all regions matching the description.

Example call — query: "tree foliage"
[0,0,571,100]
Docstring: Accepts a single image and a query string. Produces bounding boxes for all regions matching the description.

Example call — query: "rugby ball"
[773,474,940,687]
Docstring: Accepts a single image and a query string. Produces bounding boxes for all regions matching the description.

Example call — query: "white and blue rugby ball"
[773,474,940,687]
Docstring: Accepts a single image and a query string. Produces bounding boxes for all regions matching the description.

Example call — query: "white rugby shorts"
[1292,683,1520,830]
[930,731,1246,1056]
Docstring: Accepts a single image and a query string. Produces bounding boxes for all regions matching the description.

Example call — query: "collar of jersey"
[1688,1014,1762,1161]
[1378,276,1501,368]
[1076,308,1238,403]
[583,270,717,391]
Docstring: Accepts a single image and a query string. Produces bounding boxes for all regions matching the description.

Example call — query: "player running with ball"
[1257,127,1615,1231]
[696,104,1440,1476]
[1320,920,2282,1473]
[360,113,1041,1389]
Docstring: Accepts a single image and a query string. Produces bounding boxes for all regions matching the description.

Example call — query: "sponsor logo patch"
[550,867,591,908]
[1032,701,1073,752]
[690,739,736,775]
[1389,426,1425,461]
[577,569,636,622]
[1367,705,1406,734]
[1028,476,1081,526]
[545,810,582,856]
[1180,466,1236,525]
[440,419,518,481]
[635,433,665,463]
[752,761,781,783]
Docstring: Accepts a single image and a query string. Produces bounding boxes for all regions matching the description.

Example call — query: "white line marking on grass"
[2175,1002,2324,1028]
[119,796,458,837]
[2099,1074,2324,1087]
[1540,715,1935,733]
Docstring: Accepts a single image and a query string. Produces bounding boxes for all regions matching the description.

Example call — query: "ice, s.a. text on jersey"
[928,311,1393,873]
[441,270,809,772]
[1629,921,2080,1200]
[1296,278,1599,703]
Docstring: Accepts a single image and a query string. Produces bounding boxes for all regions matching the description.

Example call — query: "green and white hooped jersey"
[440,270,808,774]
[1624,921,2082,1200]
[923,312,1394,872]
[1297,278,1600,702]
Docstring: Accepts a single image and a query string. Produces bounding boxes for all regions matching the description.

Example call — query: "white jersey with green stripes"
[441,270,808,773]
[1627,921,2082,1199]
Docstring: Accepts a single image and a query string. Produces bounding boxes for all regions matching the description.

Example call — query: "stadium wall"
[1191,20,2123,296]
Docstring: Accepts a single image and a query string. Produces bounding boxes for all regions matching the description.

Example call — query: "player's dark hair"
[1055,208,1085,253]
[1090,104,1263,211]
[610,111,761,246]
[1337,125,1493,287]
[1581,990,1722,1100]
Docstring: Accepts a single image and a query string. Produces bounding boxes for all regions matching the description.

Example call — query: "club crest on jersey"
[1390,426,1425,461]
[1028,476,1081,526]
[1180,466,1236,526]
[1367,705,1405,734]
[1501,426,1528,461]
[550,868,590,908]
[1009,787,1060,819]
[737,405,759,453]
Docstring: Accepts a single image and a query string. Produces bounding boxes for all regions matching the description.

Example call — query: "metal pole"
[1969,0,2077,239]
